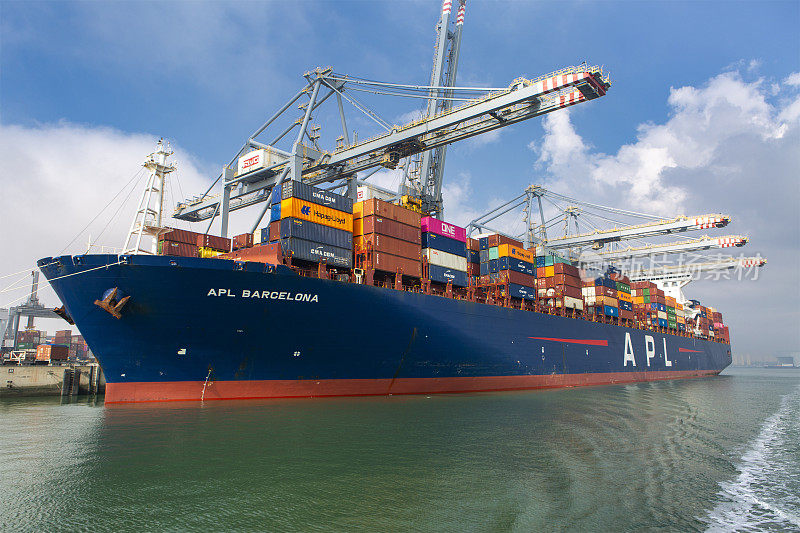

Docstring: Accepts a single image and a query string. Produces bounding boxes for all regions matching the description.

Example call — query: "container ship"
[38,183,732,403]
[36,2,736,403]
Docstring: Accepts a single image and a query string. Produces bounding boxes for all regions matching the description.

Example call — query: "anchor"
[94,287,130,319]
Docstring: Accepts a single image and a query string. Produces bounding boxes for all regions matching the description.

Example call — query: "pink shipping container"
[420,217,467,242]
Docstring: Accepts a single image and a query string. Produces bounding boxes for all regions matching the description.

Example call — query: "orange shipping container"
[498,243,533,263]
[281,198,353,232]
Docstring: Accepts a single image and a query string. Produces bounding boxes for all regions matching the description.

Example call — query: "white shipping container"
[237,148,287,176]
[423,248,467,271]
[357,185,395,202]
[559,296,584,310]
[657,311,667,319]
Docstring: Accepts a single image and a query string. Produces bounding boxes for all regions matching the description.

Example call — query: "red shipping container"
[619,309,634,320]
[372,252,421,277]
[36,344,68,362]
[497,269,535,287]
[487,234,523,248]
[553,263,579,277]
[554,274,581,288]
[354,216,422,244]
[220,243,283,265]
[603,287,617,298]
[554,284,582,299]
[268,220,281,242]
[160,241,197,257]
[233,233,254,251]
[466,238,480,251]
[467,263,479,277]
[354,234,421,260]
[354,199,421,228]
[196,234,231,251]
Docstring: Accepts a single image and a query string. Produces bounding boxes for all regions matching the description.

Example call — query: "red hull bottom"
[105,370,722,404]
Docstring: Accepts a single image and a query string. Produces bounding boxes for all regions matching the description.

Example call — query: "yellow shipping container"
[676,303,683,310]
[198,247,223,259]
[633,295,644,305]
[281,198,353,232]
[544,265,555,277]
[619,291,633,303]
[498,243,533,263]
[677,316,686,324]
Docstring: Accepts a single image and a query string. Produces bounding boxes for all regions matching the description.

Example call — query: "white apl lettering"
[624,332,636,367]
[208,288,318,303]
[645,335,656,367]
[663,338,672,367]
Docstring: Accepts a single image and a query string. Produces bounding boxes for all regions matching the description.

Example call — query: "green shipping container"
[616,282,631,294]
[544,255,554,266]
[643,288,650,296]
[643,295,650,303]
[488,247,499,260]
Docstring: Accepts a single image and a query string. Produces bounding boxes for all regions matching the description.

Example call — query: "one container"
[508,283,535,300]
[428,264,468,287]
[281,238,352,268]
[420,217,467,242]
[423,248,468,271]
[497,256,535,275]
[421,232,467,257]
[280,218,353,249]
[281,180,353,213]
[280,198,353,232]
[353,216,421,244]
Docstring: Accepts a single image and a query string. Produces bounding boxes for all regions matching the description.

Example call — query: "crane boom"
[544,214,730,249]
[173,65,610,223]
[628,256,766,281]
[592,235,747,261]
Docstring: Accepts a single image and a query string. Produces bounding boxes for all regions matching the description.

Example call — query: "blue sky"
[1,1,799,358]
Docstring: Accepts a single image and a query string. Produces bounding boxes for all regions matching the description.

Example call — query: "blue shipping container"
[603,305,619,317]
[508,283,535,300]
[281,218,352,249]
[479,237,489,250]
[658,303,666,312]
[497,256,536,276]
[421,232,467,257]
[658,318,669,328]
[259,227,270,245]
[467,250,480,264]
[489,259,499,273]
[428,264,468,287]
[479,263,489,276]
[281,180,353,213]
[535,256,546,267]
[269,203,281,223]
[479,249,489,263]
[280,238,352,268]
[619,300,633,311]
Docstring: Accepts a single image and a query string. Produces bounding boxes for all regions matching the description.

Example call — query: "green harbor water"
[1,367,798,532]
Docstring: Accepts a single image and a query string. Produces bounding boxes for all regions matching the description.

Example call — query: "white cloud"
[0,121,211,310]
[534,71,798,216]
[784,72,800,86]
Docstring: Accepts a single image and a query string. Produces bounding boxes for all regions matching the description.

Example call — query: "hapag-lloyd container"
[280,198,353,233]
[423,248,468,271]
[420,217,467,242]
[421,232,467,257]
[428,264,468,287]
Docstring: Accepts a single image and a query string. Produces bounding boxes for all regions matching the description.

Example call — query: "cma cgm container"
[280,238,352,268]
[282,180,354,213]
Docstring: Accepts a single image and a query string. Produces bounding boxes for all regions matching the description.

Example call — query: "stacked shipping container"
[421,217,468,287]
[353,199,422,277]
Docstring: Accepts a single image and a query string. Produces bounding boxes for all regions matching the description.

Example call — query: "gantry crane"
[172,0,611,236]
[592,235,748,262]
[627,256,767,304]
[402,0,467,218]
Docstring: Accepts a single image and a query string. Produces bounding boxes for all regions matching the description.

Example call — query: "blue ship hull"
[38,255,731,403]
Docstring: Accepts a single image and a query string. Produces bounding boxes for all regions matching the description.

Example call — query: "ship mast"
[121,139,176,255]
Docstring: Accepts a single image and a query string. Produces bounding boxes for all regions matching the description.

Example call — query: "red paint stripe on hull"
[678,348,703,353]
[105,370,722,404]
[529,337,609,346]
